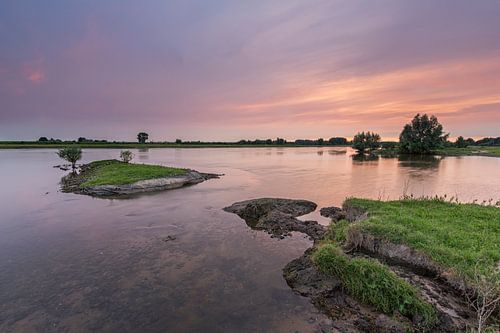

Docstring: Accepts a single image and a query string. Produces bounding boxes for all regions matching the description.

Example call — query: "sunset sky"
[1,0,500,141]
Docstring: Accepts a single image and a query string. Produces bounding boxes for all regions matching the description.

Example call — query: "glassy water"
[1,148,499,332]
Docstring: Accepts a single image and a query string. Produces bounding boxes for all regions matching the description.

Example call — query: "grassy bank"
[343,198,500,279]
[435,146,500,157]
[78,160,187,187]
[313,198,500,329]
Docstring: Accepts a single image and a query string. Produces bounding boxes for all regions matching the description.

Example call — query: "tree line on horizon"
[30,114,499,152]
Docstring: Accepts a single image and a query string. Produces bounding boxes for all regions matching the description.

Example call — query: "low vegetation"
[343,198,500,280]
[80,160,186,187]
[313,244,436,328]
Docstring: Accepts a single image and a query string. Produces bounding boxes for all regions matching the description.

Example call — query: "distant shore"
[0,142,350,149]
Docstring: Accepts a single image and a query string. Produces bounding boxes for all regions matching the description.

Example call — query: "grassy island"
[79,160,187,187]
[59,159,218,197]
[313,198,500,330]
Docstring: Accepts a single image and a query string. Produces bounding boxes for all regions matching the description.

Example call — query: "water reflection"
[397,154,443,169]
[0,148,499,332]
[351,153,379,162]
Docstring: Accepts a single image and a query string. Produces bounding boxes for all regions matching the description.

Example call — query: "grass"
[313,243,436,328]
[343,198,500,280]
[80,160,187,187]
[435,146,500,157]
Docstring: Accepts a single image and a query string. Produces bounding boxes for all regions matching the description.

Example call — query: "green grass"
[80,160,187,187]
[313,244,436,328]
[343,198,500,280]
[435,146,500,157]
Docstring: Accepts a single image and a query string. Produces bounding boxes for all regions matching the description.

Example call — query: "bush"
[399,114,448,154]
[352,131,381,153]
[120,150,134,163]
[57,146,82,171]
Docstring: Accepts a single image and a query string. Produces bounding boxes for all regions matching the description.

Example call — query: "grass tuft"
[313,244,437,328]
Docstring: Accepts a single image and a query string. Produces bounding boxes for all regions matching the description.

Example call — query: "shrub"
[120,150,134,163]
[57,146,82,171]
[352,131,381,153]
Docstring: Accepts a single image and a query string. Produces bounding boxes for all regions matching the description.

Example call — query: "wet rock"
[319,206,346,221]
[223,198,325,240]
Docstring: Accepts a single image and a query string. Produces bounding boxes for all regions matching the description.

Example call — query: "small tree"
[120,150,134,163]
[38,137,48,142]
[137,132,149,144]
[352,131,381,153]
[455,136,468,148]
[175,139,182,144]
[57,146,82,171]
[317,138,324,145]
[399,114,448,154]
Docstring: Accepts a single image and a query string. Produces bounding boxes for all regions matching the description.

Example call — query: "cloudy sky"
[1,0,499,141]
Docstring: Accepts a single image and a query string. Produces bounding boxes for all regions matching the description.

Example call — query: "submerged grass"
[313,244,436,328]
[344,198,500,280]
[80,160,187,187]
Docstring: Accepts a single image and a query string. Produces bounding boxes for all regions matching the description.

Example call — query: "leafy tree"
[137,132,149,144]
[266,139,273,145]
[465,138,475,146]
[399,114,448,154]
[120,150,134,163]
[328,137,348,145]
[38,137,48,142]
[352,131,381,153]
[78,137,87,143]
[455,136,468,148]
[317,138,324,145]
[57,146,82,171]
[175,139,182,144]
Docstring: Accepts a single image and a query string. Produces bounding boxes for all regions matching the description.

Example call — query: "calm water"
[1,148,499,332]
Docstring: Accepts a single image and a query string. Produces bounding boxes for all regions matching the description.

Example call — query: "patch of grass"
[80,160,187,187]
[344,198,500,280]
[325,219,350,244]
[435,146,500,157]
[313,244,436,328]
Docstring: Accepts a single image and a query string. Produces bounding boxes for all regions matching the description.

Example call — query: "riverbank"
[61,159,219,197]
[0,142,350,149]
[224,197,500,332]
[377,146,500,158]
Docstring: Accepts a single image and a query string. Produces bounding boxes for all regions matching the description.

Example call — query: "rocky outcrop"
[223,198,325,240]
[224,198,478,332]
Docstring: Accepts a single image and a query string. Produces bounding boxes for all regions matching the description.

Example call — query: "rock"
[319,206,346,221]
[223,198,325,240]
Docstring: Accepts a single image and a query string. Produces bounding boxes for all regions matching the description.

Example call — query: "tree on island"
[399,114,448,154]
[137,132,149,144]
[352,131,381,153]
[57,146,82,171]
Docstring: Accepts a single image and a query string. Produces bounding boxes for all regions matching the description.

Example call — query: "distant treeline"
[3,135,499,147]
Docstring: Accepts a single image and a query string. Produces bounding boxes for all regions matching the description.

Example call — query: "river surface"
[1,148,499,332]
